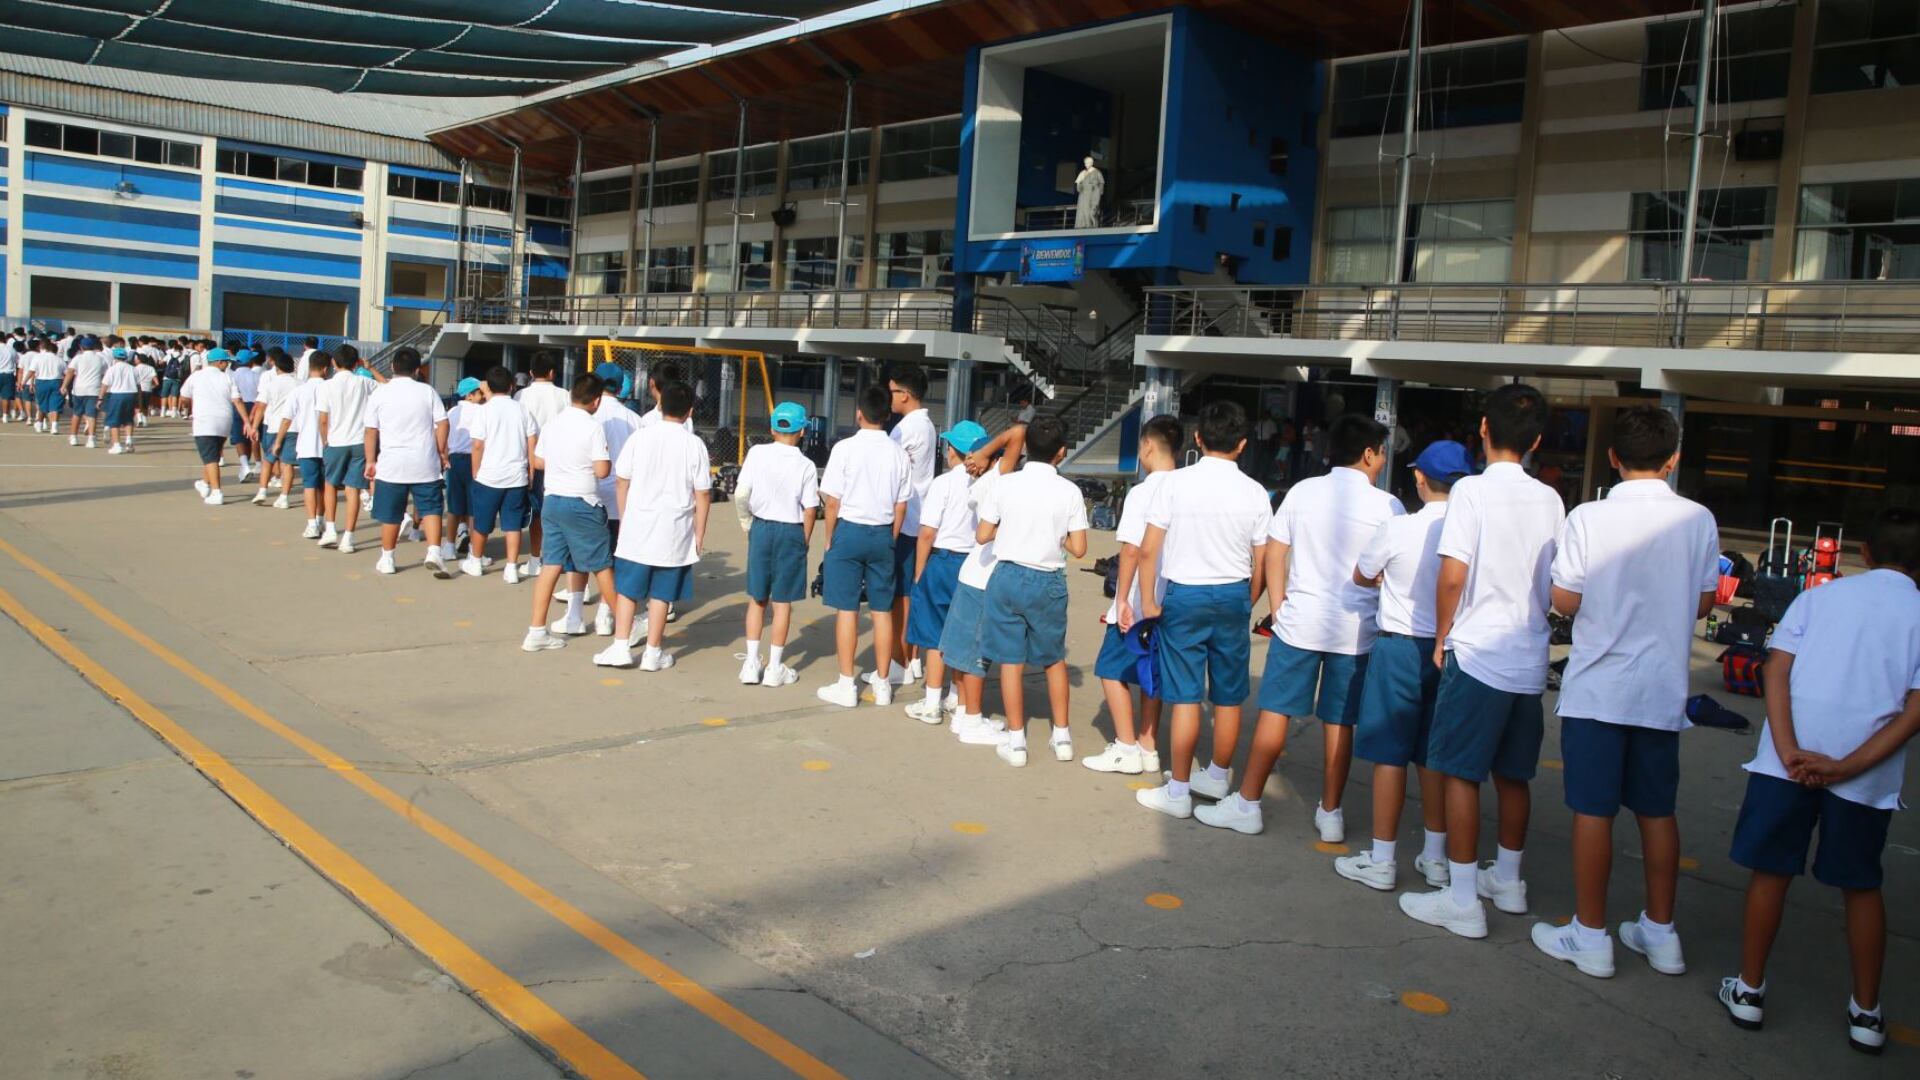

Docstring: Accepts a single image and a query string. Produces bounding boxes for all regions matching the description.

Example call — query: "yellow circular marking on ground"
[1539,759,1565,771]
[600,677,624,687]
[1890,1022,1920,1048]
[1126,780,1156,791]
[951,822,988,835]
[1143,892,1183,910]
[393,596,415,605]
[1314,841,1350,855]
[801,759,832,772]
[452,619,473,629]
[1678,855,1702,872]
[1401,991,1450,1016]
[701,717,728,727]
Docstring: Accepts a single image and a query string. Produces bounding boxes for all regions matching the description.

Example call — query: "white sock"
[1165,778,1190,799]
[642,645,661,662]
[1572,919,1608,946]
[1852,996,1881,1019]
[1204,762,1229,782]
[564,591,583,621]
[924,687,941,707]
[746,640,762,664]
[1494,845,1524,883]
[1449,861,1478,908]
[1229,793,1259,814]
[1422,829,1447,863]
[597,601,612,621]
[769,644,785,667]
[1372,838,1397,865]
[1116,740,1139,752]
[528,624,545,635]
[1736,975,1765,996]
[1005,729,1024,749]
[835,673,855,690]
[1638,912,1675,941]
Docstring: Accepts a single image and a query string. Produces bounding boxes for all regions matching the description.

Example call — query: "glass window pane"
[64,126,99,155]
[167,142,199,168]
[135,137,166,164]
[25,119,62,149]
[277,157,308,184]
[99,131,134,159]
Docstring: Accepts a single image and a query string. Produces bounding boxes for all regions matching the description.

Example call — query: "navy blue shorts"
[36,384,64,414]
[373,480,444,525]
[981,562,1069,667]
[266,432,298,464]
[1424,654,1545,783]
[1730,773,1892,890]
[0,373,14,401]
[1259,636,1369,725]
[230,403,252,444]
[822,522,894,612]
[102,392,137,427]
[747,518,809,604]
[1561,716,1680,818]
[1354,633,1441,767]
[470,482,529,535]
[541,495,611,574]
[444,453,473,518]
[71,394,98,418]
[937,582,990,678]
[298,457,324,491]
[322,445,367,489]
[161,377,181,398]
[1157,580,1253,707]
[614,558,694,604]
[193,435,225,465]
[892,532,918,600]
[906,548,966,649]
[1094,622,1148,687]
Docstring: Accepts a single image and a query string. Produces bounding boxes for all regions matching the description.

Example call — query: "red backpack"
[1718,645,1766,697]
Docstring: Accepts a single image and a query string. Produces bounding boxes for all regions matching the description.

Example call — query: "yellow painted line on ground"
[0,578,643,1080]
[0,534,847,1080]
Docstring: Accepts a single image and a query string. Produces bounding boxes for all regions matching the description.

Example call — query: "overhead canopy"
[0,0,862,96]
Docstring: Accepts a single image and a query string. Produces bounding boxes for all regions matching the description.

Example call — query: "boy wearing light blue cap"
[443,377,486,563]
[734,401,821,687]
[901,420,990,724]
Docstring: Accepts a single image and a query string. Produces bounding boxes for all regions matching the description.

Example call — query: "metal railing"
[456,288,958,333]
[1142,282,1920,355]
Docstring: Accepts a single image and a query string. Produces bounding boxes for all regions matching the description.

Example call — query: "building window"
[581,176,631,216]
[216,148,363,191]
[643,164,702,208]
[25,118,201,169]
[1641,5,1796,110]
[702,241,773,291]
[1323,200,1514,284]
[1793,179,1920,280]
[878,118,962,183]
[1330,40,1527,138]
[783,237,856,290]
[786,131,872,192]
[706,146,779,202]
[645,246,695,293]
[1813,0,1920,94]
[524,194,571,220]
[572,251,627,295]
[389,260,449,300]
[387,173,460,204]
[465,183,513,213]
[878,230,953,288]
[1630,187,1777,281]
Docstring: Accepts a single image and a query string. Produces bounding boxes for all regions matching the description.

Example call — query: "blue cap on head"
[205,348,231,362]
[593,362,623,382]
[456,376,484,397]
[111,346,129,359]
[1411,440,1475,484]
[770,401,808,433]
[940,420,990,454]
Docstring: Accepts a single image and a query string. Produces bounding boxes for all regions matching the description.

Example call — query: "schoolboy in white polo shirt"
[180,350,239,505]
[974,417,1089,767]
[100,346,141,454]
[441,377,484,563]
[361,349,451,577]
[1335,440,1472,891]
[1401,383,1564,940]
[947,425,1027,743]
[516,352,572,573]
[735,401,821,688]
[521,375,617,653]
[597,381,711,672]
[816,385,912,709]
[63,336,108,448]
[1718,508,1920,1055]
[250,352,299,504]
[281,350,332,538]
[464,367,540,584]
[1238,415,1404,840]
[316,345,376,552]
[1132,401,1272,820]
[886,363,938,685]
[1083,414,1182,775]
[902,421,989,723]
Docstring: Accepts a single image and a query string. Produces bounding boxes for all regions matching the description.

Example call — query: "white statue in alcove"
[1074,156,1104,228]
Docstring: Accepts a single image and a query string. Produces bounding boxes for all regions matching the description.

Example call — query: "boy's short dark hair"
[649,362,682,389]
[1483,383,1548,454]
[1865,508,1920,574]
[659,380,695,419]
[391,348,421,377]
[889,363,928,401]
[1025,415,1067,462]
[335,343,360,368]
[531,351,557,379]
[305,336,319,348]
[1195,400,1249,453]
[1422,475,1454,495]
[309,350,333,374]
[856,384,890,425]
[1141,414,1183,455]
[485,366,514,394]
[572,373,605,405]
[273,352,295,373]
[1328,414,1389,467]
[1612,405,1680,471]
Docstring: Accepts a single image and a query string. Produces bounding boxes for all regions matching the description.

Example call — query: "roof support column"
[729,100,748,296]
[1379,0,1423,490]
[568,134,584,316]
[641,120,658,302]
[508,143,523,312]
[832,77,856,319]
[455,157,470,318]
[1674,0,1719,347]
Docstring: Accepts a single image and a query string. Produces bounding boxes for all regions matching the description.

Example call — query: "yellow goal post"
[585,339,775,466]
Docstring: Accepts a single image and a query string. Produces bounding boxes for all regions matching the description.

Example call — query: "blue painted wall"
[25,153,201,201]
[24,194,199,248]
[24,238,198,279]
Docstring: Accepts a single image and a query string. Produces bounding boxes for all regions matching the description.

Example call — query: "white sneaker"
[502,563,520,586]
[1048,733,1074,762]
[1414,854,1451,889]
[301,520,322,540]
[68,434,78,446]
[272,494,290,510]
[1334,851,1397,891]
[816,680,859,708]
[996,740,1029,768]
[594,604,615,637]
[424,551,451,578]
[549,614,587,636]
[761,662,797,688]
[1476,866,1529,915]
[521,628,566,652]
[251,488,269,505]
[86,436,96,449]
[1081,742,1145,774]
[107,444,124,455]
[524,556,542,576]
[121,442,134,453]
[1140,749,1161,773]
[1717,977,1766,1031]
[204,491,224,506]
[1315,806,1346,844]
[338,535,356,555]
[1531,921,1616,978]
[438,542,456,564]
[1619,920,1687,975]
[318,524,338,548]
[237,464,252,482]
[869,661,910,687]
[1195,796,1265,835]
[1135,784,1193,819]
[461,556,485,578]
[1188,767,1230,801]
[593,641,633,668]
[739,657,764,684]
[1399,889,1489,939]
[904,698,945,724]
[376,551,396,575]
[626,619,645,648]
[1848,1003,1887,1055]
[399,513,414,538]
[905,657,924,682]
[268,475,280,489]
[872,680,894,707]
[956,718,1008,746]
[194,479,210,499]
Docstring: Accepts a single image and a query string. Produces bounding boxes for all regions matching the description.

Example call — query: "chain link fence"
[586,341,775,466]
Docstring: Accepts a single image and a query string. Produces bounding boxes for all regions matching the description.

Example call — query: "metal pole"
[454,157,469,317]
[1660,389,1685,491]
[641,121,657,299]
[1377,0,1422,490]
[568,135,583,310]
[507,145,523,310]
[1674,0,1719,346]
[833,77,854,295]
[729,101,747,294]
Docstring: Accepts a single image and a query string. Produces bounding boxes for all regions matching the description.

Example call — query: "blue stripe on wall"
[386,296,449,310]
[528,220,570,247]
[214,177,363,205]
[215,215,362,242]
[214,242,360,280]
[215,194,362,230]
[388,164,460,183]
[25,194,199,247]
[24,238,199,280]
[526,254,569,279]
[387,217,457,240]
[25,153,201,201]
[216,138,364,170]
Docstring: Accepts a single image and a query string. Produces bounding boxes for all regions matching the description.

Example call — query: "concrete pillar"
[945,359,975,428]
[821,355,842,436]
[1373,377,1400,491]
[1660,390,1685,491]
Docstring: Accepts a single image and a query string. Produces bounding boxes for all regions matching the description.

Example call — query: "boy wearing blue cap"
[817,386,912,708]
[101,346,141,454]
[902,419,990,723]
[230,349,262,482]
[465,367,541,584]
[1333,439,1471,891]
[63,335,109,449]
[443,377,486,562]
[735,401,821,687]
[1084,414,1183,774]
[597,380,710,671]
[947,424,1027,743]
[180,350,240,506]
[362,349,451,577]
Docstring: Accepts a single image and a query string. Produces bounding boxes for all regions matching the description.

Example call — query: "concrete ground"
[0,416,1913,1079]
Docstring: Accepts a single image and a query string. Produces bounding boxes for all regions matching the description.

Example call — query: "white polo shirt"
[231,364,261,404]
[1436,461,1566,694]
[363,375,447,485]
[33,351,67,384]
[613,421,711,567]
[469,396,539,489]
[738,441,820,525]
[957,469,1004,590]
[288,380,325,458]
[1269,466,1405,654]
[820,428,910,528]
[295,348,314,381]
[1103,469,1173,625]
[593,395,643,518]
[890,407,937,532]
[69,350,108,395]
[1144,456,1272,586]
[316,370,375,447]
[535,407,609,504]
[255,369,294,425]
[135,362,158,392]
[446,401,474,454]
[637,406,696,434]
[919,466,977,553]
[0,341,15,375]
[179,367,238,437]
[517,380,571,433]
[1553,480,1720,730]
[103,359,139,395]
[1746,569,1920,810]
[977,462,1088,572]
[1357,501,1449,638]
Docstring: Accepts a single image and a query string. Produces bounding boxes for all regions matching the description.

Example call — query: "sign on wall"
[1018,239,1085,283]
